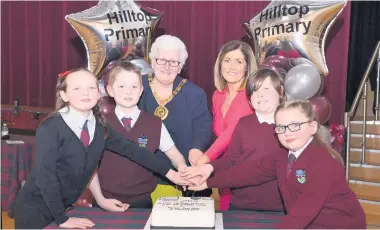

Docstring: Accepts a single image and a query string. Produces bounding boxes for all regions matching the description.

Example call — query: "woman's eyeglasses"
[155,58,181,67]
[274,121,312,134]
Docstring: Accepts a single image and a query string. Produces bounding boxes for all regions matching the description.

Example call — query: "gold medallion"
[148,73,187,121]
[154,105,169,120]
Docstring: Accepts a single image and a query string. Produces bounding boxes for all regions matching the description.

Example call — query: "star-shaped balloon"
[65,0,163,76]
[244,0,347,76]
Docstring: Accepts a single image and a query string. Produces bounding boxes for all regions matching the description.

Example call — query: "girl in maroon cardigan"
[184,100,366,229]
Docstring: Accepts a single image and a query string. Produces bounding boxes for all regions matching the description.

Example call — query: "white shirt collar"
[115,105,141,127]
[289,137,313,159]
[59,106,96,128]
[256,112,275,124]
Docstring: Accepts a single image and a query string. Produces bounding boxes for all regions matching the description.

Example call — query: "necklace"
[148,73,187,120]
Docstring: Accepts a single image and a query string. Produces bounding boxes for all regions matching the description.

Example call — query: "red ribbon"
[58,70,71,78]
[329,123,345,152]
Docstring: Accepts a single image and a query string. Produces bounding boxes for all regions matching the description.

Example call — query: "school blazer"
[207,140,366,229]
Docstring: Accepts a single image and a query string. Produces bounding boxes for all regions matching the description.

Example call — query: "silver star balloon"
[65,0,163,76]
[244,0,347,76]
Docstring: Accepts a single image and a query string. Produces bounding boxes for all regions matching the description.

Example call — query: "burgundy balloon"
[98,60,121,84]
[289,57,314,67]
[309,96,331,125]
[106,60,119,70]
[315,75,325,96]
[259,64,287,77]
[74,189,93,208]
[100,96,116,115]
[263,55,291,71]
[75,199,91,208]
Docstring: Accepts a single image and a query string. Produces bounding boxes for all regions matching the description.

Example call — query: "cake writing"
[157,198,209,211]
[167,207,200,211]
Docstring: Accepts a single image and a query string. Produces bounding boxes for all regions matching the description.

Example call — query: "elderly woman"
[139,35,213,203]
[189,40,257,210]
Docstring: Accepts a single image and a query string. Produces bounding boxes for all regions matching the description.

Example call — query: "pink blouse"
[205,89,253,161]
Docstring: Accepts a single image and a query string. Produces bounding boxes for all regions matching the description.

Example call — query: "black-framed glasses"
[155,58,181,67]
[274,121,312,134]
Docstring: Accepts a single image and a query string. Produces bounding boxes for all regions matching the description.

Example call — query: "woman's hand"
[59,217,95,229]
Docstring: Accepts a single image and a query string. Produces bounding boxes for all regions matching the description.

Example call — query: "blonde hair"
[108,62,142,86]
[214,40,257,92]
[318,125,332,144]
[275,100,344,165]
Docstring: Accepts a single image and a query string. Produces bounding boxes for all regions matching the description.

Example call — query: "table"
[45,207,284,229]
[1,138,34,217]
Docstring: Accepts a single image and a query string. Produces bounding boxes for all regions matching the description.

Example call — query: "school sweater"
[208,140,367,229]
[98,110,161,203]
[139,74,213,183]
[19,115,172,225]
[210,114,285,211]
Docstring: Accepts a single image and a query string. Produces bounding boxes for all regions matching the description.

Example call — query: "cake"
[151,197,215,228]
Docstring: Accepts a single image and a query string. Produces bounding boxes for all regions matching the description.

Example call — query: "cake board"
[144,213,224,230]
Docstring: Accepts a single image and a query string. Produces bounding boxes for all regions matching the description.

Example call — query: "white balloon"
[284,64,322,100]
[130,58,153,75]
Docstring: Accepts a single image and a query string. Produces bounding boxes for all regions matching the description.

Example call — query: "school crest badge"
[138,134,148,148]
[296,170,306,184]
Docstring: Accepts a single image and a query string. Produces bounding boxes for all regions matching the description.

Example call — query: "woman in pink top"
[189,40,257,210]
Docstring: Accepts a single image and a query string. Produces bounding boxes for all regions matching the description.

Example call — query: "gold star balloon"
[65,0,163,76]
[244,0,347,76]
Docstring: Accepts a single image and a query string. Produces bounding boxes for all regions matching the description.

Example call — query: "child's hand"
[166,169,191,186]
[178,164,188,173]
[59,217,95,229]
[180,164,213,185]
[177,165,190,191]
[98,198,129,212]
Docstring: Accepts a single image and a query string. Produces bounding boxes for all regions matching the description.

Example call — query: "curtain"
[346,1,380,114]
[1,1,351,124]
[1,1,94,107]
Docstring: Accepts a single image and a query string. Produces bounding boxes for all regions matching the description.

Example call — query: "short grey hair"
[149,35,188,68]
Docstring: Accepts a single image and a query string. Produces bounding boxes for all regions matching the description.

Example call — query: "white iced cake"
[151,197,215,228]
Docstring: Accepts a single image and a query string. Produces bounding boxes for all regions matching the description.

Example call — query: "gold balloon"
[65,0,163,76]
[244,0,347,76]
